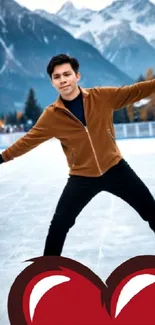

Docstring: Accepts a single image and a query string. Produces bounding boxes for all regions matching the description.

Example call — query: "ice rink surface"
[0,137,155,323]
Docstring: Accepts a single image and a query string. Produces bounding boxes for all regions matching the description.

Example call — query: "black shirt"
[61,90,86,126]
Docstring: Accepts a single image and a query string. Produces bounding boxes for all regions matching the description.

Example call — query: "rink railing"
[0,121,155,149]
[114,121,155,139]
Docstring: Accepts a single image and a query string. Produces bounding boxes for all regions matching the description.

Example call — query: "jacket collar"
[52,86,89,109]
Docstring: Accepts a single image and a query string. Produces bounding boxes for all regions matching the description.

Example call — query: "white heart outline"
[115,274,155,317]
[29,275,70,321]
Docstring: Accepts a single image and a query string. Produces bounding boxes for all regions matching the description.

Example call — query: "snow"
[0,38,15,61]
[1,27,7,34]
[44,36,49,44]
[108,50,120,63]
[34,0,155,57]
[31,18,35,31]
[0,37,22,69]
[75,13,105,37]
[0,37,29,75]
[17,14,24,32]
[131,22,155,43]
[55,0,155,52]
[0,14,5,26]
[0,137,155,324]
[40,73,45,78]
[14,102,24,109]
[100,2,155,44]
[0,62,7,74]
[117,3,140,20]
[133,98,151,107]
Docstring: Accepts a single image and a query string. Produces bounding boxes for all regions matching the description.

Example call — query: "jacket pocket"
[107,129,115,142]
[71,147,76,167]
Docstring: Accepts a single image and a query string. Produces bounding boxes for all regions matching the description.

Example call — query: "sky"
[14,0,155,13]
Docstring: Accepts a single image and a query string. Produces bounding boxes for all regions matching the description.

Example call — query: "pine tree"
[23,88,42,124]
[6,111,18,125]
[0,114,5,120]
[136,75,145,82]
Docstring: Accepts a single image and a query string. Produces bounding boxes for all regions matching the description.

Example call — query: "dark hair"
[47,53,79,78]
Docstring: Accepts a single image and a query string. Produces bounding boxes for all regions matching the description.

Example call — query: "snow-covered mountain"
[97,20,155,79]
[99,0,155,45]
[36,0,155,79]
[0,0,133,114]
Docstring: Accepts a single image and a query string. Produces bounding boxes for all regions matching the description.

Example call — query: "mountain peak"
[57,1,76,14]
[101,0,148,11]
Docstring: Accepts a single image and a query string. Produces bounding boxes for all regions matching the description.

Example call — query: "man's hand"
[0,107,54,163]
[0,154,4,164]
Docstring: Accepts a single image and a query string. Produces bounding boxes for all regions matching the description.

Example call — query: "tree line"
[0,88,42,126]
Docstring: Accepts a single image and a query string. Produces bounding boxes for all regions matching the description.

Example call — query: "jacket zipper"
[59,107,102,175]
[85,126,102,175]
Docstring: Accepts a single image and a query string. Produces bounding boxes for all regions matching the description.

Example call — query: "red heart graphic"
[8,255,155,325]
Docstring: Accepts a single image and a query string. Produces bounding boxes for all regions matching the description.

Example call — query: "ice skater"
[0,54,155,256]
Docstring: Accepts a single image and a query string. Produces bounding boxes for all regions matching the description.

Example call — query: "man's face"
[51,63,81,97]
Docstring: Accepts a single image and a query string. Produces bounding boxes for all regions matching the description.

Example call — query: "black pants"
[43,159,155,256]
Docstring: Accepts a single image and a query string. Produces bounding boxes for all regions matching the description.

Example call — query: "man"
[0,54,155,256]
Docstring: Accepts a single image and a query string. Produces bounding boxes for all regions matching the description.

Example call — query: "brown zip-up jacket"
[1,80,155,177]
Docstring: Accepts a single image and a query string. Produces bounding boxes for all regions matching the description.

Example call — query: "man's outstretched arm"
[99,79,155,110]
[0,106,54,164]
